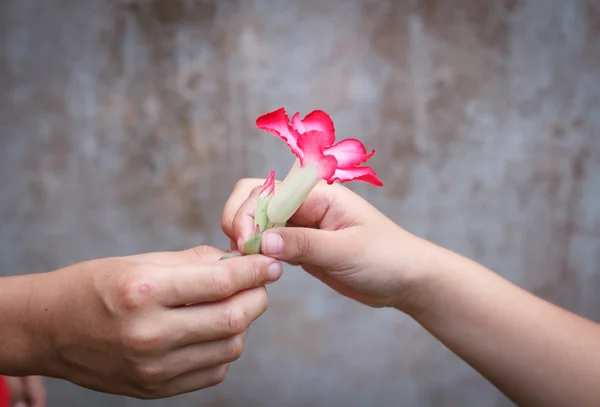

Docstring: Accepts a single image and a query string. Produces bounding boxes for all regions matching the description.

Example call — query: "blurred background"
[1,0,598,406]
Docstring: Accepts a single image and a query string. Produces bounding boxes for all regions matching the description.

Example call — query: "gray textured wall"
[1,0,599,406]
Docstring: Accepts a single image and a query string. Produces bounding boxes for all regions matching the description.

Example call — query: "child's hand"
[222,178,437,311]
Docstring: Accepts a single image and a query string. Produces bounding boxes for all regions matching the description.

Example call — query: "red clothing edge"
[0,376,9,407]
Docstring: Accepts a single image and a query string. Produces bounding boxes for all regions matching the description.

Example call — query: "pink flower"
[259,170,275,198]
[253,108,383,224]
[256,108,383,186]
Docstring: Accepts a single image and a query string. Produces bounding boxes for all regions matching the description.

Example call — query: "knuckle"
[254,287,269,314]
[116,272,154,312]
[223,334,245,361]
[234,178,248,190]
[133,362,166,385]
[224,304,249,335]
[221,212,232,234]
[242,257,260,286]
[251,185,263,195]
[190,245,212,258]
[212,268,234,298]
[295,230,312,258]
[209,364,229,387]
[250,286,269,322]
[134,384,162,400]
[122,324,165,355]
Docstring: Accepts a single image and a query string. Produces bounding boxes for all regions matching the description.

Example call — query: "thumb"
[260,227,338,266]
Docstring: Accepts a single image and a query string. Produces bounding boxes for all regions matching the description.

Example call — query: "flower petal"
[291,112,306,134]
[297,130,338,179]
[259,170,275,197]
[256,108,303,159]
[324,138,375,169]
[297,110,335,141]
[328,166,384,186]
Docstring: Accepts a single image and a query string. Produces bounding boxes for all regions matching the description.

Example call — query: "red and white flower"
[256,108,383,186]
[255,108,382,223]
[259,169,275,198]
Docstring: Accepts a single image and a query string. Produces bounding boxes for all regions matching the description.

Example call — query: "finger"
[231,186,262,251]
[260,226,357,269]
[159,254,281,307]
[221,160,299,237]
[160,364,231,398]
[127,246,227,266]
[161,330,249,379]
[284,181,347,229]
[168,287,268,347]
[221,178,265,240]
[226,179,349,239]
[24,376,46,407]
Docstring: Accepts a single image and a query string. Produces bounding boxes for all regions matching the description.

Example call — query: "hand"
[222,178,436,311]
[27,246,282,399]
[5,376,46,407]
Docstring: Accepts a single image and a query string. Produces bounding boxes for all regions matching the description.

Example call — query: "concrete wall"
[1,0,598,405]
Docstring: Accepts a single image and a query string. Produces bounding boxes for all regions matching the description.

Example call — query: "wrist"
[29,267,81,379]
[389,234,455,318]
[0,270,69,377]
[0,274,47,375]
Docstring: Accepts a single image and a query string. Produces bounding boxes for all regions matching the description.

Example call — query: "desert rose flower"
[224,107,383,258]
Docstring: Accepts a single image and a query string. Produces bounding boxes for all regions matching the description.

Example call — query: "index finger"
[221,179,264,243]
[127,245,227,266]
[159,254,282,307]
[222,181,337,244]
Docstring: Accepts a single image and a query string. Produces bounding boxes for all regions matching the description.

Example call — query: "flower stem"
[219,160,301,260]
[266,165,319,224]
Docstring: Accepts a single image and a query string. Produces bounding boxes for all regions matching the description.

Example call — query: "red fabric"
[0,376,10,407]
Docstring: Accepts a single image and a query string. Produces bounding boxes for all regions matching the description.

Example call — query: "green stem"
[219,161,297,260]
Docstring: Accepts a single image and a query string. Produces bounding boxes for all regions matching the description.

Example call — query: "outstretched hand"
[222,178,435,311]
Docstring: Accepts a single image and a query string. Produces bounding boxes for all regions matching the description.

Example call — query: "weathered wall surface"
[1,0,598,406]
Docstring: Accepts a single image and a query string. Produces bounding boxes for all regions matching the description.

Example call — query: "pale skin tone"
[0,246,283,399]
[222,177,600,407]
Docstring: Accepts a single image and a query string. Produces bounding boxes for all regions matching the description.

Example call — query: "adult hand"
[3,246,282,399]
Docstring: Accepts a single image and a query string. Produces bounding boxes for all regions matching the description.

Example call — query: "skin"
[5,376,46,407]
[0,246,282,399]
[222,178,600,407]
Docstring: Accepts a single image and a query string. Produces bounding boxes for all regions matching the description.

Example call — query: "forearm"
[0,274,52,376]
[408,245,600,406]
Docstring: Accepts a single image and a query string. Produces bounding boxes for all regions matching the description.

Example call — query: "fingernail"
[262,232,283,255]
[267,261,283,281]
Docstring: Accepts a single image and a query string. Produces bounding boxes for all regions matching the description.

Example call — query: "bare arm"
[0,248,282,398]
[0,274,48,376]
[411,245,600,407]
[222,178,600,406]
